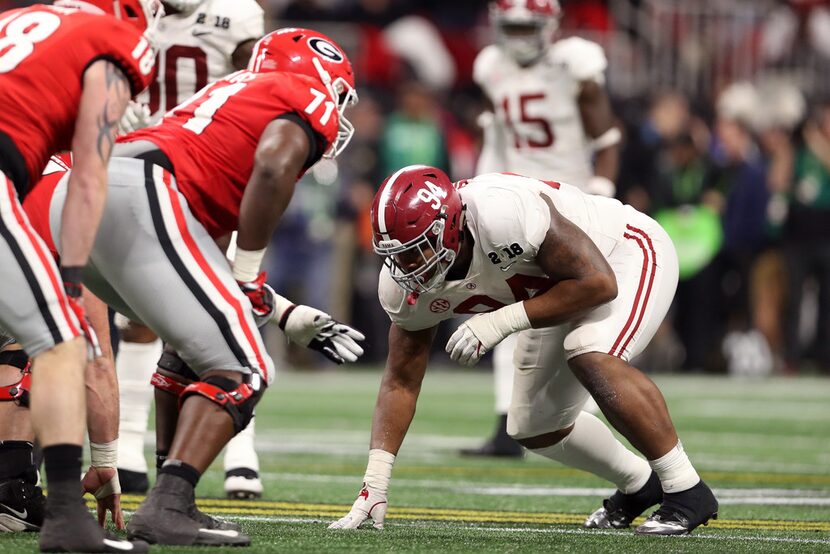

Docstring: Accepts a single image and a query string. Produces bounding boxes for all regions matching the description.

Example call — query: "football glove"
[276,304,365,365]
[237,272,275,326]
[328,483,387,530]
[446,303,531,366]
[117,101,151,135]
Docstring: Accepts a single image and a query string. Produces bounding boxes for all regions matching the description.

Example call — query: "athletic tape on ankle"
[90,439,118,468]
[648,441,700,493]
[363,449,395,494]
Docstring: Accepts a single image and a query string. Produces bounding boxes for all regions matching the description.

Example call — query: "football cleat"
[128,474,249,546]
[635,480,719,535]
[584,471,662,529]
[39,493,148,552]
[117,468,150,495]
[0,479,44,532]
[224,468,263,500]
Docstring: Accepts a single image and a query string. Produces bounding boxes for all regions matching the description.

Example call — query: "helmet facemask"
[491,2,559,66]
[375,209,456,295]
[312,57,358,159]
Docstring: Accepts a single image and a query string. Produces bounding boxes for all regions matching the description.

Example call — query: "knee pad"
[180,374,263,434]
[151,350,198,396]
[0,350,31,408]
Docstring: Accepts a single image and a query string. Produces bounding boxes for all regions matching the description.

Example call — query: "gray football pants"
[48,157,274,382]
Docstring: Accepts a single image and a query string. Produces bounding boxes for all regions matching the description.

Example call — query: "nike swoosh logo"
[192,30,212,37]
[198,529,240,537]
[0,504,26,518]
[500,262,516,272]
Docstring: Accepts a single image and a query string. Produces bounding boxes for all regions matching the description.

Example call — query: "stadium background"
[0,1,829,552]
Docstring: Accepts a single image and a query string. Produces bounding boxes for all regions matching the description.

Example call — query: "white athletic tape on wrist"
[363,449,395,494]
[94,472,122,499]
[90,439,118,468]
[270,292,296,325]
[591,127,621,151]
[232,247,267,282]
[473,302,531,348]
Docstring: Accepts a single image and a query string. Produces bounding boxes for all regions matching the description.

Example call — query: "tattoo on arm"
[95,63,130,162]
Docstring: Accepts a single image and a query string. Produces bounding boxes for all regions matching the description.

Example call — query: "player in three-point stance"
[331,166,718,536]
[0,0,160,551]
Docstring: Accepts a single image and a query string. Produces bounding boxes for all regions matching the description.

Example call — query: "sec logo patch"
[429,299,451,313]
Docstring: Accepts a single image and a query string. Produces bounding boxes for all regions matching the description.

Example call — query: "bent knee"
[514,425,574,449]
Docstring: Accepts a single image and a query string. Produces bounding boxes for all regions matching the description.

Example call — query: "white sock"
[116,339,163,473]
[493,334,516,414]
[224,416,259,473]
[529,411,651,494]
[649,441,700,493]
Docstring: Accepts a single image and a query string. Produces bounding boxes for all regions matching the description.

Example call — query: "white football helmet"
[491,0,561,65]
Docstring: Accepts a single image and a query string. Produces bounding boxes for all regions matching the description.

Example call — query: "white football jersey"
[139,0,264,123]
[378,172,627,331]
[474,37,608,188]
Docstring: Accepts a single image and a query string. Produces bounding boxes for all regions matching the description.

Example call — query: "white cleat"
[224,469,263,500]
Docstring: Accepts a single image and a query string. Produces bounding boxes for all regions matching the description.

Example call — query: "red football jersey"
[121,69,338,239]
[22,153,73,259]
[0,5,154,191]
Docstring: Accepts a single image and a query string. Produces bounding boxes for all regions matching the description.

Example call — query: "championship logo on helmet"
[490,0,561,65]
[371,165,465,296]
[248,28,358,159]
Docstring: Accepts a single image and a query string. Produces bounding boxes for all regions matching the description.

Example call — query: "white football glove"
[274,302,365,365]
[117,101,151,135]
[446,303,531,366]
[328,483,388,530]
[163,0,203,15]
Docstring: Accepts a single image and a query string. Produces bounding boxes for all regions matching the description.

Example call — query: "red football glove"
[237,271,275,326]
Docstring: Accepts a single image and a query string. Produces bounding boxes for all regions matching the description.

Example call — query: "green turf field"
[2,369,829,552]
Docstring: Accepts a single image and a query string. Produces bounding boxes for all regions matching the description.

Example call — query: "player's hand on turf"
[117,101,151,135]
[278,304,365,364]
[81,466,124,529]
[328,483,387,530]
[237,272,276,326]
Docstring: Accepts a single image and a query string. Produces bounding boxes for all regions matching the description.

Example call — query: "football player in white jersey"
[330,166,718,535]
[115,0,266,499]
[467,0,622,458]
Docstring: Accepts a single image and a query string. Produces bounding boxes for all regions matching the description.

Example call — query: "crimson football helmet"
[371,165,465,295]
[491,0,561,65]
[54,0,164,35]
[248,28,358,159]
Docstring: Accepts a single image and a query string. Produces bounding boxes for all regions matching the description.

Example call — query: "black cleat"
[0,479,44,532]
[117,468,149,495]
[635,480,719,535]
[584,471,662,529]
[189,503,242,532]
[128,474,249,546]
[39,494,148,552]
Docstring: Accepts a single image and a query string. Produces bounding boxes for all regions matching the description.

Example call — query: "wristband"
[270,293,296,329]
[90,439,118,468]
[591,127,622,151]
[232,247,267,282]
[60,266,84,298]
[363,449,395,494]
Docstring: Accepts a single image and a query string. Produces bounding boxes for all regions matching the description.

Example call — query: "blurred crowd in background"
[5,0,830,376]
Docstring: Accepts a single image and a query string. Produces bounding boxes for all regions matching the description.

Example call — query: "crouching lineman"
[330,166,719,535]
[26,28,364,546]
